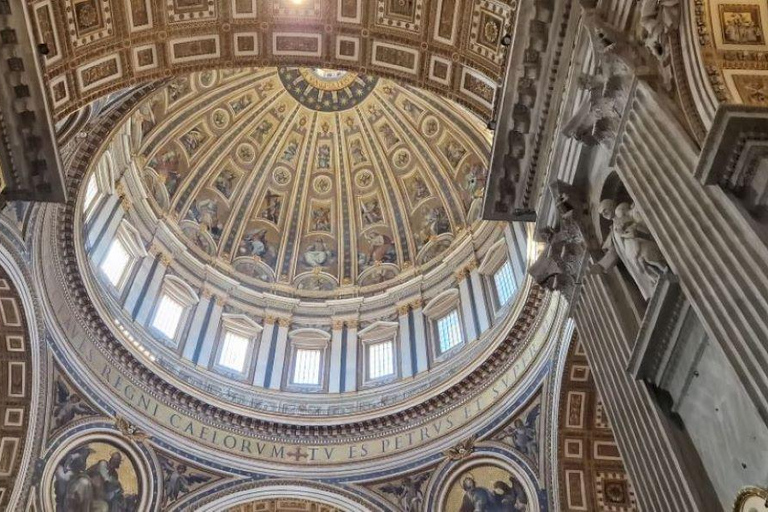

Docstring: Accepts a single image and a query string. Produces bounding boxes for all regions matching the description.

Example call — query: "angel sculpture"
[380,473,430,512]
[53,379,95,429]
[161,459,211,506]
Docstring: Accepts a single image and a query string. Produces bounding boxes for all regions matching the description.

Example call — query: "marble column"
[457,268,479,342]
[86,194,119,250]
[181,291,214,361]
[124,253,158,316]
[615,82,768,424]
[267,318,290,390]
[191,295,223,367]
[411,300,429,373]
[328,320,344,393]
[573,271,719,511]
[343,320,359,392]
[469,269,491,332]
[252,317,277,387]
[89,196,125,263]
[398,304,414,379]
[134,252,170,325]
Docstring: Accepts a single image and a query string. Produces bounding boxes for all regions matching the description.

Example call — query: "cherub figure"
[53,379,95,429]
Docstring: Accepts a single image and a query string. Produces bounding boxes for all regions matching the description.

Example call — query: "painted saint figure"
[54,446,139,512]
[458,475,528,512]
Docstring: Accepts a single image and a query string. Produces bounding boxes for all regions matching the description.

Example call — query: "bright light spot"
[290,0,304,4]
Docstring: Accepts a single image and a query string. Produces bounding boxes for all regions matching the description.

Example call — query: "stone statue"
[596,199,667,299]
[639,0,680,89]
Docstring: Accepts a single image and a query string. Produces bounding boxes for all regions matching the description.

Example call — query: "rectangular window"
[84,175,99,212]
[494,260,516,307]
[219,331,250,373]
[293,348,321,385]
[100,238,131,287]
[368,340,394,380]
[437,310,463,354]
[151,294,185,340]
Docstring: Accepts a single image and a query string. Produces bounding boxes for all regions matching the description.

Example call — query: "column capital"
[158,252,173,266]
[263,315,277,325]
[397,304,410,316]
[277,317,291,328]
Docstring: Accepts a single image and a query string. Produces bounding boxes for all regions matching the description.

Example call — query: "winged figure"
[161,459,211,506]
[498,404,540,460]
[53,379,95,429]
[380,473,430,512]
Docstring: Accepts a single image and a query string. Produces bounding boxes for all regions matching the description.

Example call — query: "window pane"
[84,175,99,211]
[100,239,131,287]
[437,310,463,353]
[293,348,321,385]
[369,340,394,380]
[219,331,250,373]
[152,294,184,340]
[494,260,516,307]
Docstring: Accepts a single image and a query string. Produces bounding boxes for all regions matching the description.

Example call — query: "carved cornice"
[483,0,575,221]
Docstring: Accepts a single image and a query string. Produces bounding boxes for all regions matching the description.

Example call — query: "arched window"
[213,314,262,379]
[479,239,518,314]
[83,174,99,213]
[286,329,330,390]
[493,259,516,306]
[358,321,399,385]
[97,220,146,293]
[423,289,465,358]
[149,275,199,347]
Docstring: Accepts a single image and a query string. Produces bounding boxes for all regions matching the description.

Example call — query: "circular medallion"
[236,143,256,164]
[199,70,217,88]
[355,170,374,189]
[278,67,378,112]
[422,116,440,137]
[393,149,411,169]
[273,167,292,185]
[313,175,332,194]
[211,108,230,130]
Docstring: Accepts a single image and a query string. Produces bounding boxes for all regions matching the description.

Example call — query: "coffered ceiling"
[28,0,518,120]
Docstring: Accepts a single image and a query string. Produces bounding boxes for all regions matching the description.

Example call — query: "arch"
[0,240,45,511]
[195,482,385,512]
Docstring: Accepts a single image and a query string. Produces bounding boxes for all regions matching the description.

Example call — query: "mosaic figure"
[53,443,140,512]
[361,198,384,226]
[260,191,282,224]
[161,459,210,507]
[214,169,237,198]
[302,238,334,267]
[53,379,95,429]
[317,144,331,169]
[311,205,332,232]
